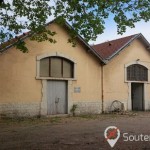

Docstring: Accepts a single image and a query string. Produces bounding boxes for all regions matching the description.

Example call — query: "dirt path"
[0,112,150,150]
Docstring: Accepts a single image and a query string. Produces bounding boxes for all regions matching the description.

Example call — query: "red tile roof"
[92,34,137,60]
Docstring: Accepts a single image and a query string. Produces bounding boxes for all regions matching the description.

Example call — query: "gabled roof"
[0,19,105,63]
[1,20,150,65]
[92,33,150,63]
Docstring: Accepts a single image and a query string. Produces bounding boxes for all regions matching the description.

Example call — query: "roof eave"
[64,22,106,64]
[0,33,32,53]
[136,33,150,49]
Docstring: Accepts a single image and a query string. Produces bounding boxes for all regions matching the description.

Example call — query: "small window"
[40,57,74,78]
[127,64,148,81]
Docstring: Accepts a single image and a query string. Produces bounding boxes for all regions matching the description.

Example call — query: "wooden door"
[131,83,144,111]
[47,81,67,115]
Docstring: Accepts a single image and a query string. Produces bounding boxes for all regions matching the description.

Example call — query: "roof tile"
[92,34,137,60]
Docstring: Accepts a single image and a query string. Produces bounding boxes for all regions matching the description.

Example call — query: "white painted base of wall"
[73,101,102,114]
[0,101,102,117]
[3,99,150,117]
[0,102,40,117]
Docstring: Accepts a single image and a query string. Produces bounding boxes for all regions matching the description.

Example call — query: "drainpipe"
[101,64,104,113]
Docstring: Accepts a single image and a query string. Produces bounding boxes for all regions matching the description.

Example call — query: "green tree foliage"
[0,0,150,52]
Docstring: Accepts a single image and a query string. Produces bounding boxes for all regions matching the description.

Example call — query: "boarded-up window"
[63,59,73,78]
[40,58,49,77]
[51,58,62,77]
[127,64,148,81]
[40,57,74,78]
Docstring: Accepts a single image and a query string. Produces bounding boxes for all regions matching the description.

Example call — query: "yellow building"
[0,21,150,117]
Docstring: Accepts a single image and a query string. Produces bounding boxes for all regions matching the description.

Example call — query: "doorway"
[47,80,67,115]
[131,83,144,111]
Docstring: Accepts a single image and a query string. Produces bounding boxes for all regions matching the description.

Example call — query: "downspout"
[101,64,104,113]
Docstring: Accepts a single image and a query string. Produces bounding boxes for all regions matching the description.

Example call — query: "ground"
[0,112,150,150]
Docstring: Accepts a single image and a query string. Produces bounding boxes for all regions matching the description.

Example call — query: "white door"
[47,81,67,115]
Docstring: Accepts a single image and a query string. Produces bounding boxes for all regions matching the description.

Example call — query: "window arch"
[40,56,74,78]
[127,64,148,81]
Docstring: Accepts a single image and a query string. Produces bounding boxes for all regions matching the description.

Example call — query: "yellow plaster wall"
[103,39,150,110]
[0,23,102,103]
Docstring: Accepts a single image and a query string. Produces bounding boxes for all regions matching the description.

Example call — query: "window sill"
[36,76,77,81]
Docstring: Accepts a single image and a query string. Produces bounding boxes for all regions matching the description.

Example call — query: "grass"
[0,116,63,127]
[49,117,62,123]
[0,112,139,127]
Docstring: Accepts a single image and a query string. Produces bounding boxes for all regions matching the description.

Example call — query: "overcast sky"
[89,18,150,45]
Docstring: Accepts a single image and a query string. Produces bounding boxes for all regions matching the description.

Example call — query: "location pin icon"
[104,126,120,148]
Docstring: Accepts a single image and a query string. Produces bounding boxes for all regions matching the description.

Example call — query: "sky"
[89,17,150,45]
[1,0,150,45]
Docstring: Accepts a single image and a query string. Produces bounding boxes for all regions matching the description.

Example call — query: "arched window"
[40,57,74,78]
[127,64,148,81]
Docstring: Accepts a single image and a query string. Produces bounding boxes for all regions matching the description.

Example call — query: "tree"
[0,0,150,52]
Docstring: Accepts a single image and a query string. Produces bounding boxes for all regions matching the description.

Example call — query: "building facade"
[0,22,150,117]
